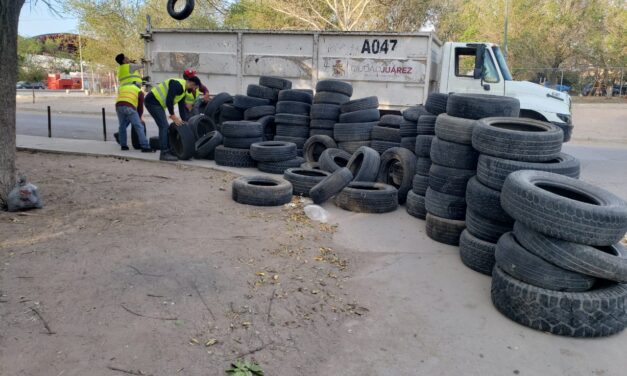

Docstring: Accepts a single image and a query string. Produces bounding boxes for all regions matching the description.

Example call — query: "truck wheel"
[257,157,305,174]
[426,213,465,246]
[304,135,337,163]
[278,89,313,104]
[406,191,427,219]
[402,105,429,122]
[315,79,353,96]
[167,0,194,20]
[465,208,512,243]
[459,230,496,276]
[233,95,271,109]
[244,105,275,120]
[435,114,476,145]
[429,164,476,197]
[247,84,279,101]
[466,177,513,223]
[346,146,380,182]
[319,148,352,172]
[377,147,416,204]
[310,167,353,204]
[215,145,255,167]
[276,101,311,115]
[447,93,520,119]
[168,123,195,160]
[259,76,292,90]
[250,141,297,162]
[415,135,434,157]
[430,137,479,170]
[194,131,223,160]
[284,168,330,196]
[232,176,293,206]
[314,91,351,105]
[425,187,467,220]
[340,96,379,113]
[334,121,377,142]
[335,182,398,213]
[425,93,449,115]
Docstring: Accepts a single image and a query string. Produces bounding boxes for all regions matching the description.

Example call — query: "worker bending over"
[181,69,210,120]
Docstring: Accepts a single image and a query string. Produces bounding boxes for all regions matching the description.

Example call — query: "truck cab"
[439,42,573,140]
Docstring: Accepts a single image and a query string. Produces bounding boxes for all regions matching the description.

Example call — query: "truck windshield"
[492,46,513,81]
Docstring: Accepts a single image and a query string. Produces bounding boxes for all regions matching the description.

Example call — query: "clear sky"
[19,1,78,36]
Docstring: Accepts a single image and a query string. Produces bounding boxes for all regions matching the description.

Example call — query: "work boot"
[159,152,178,161]
[121,146,129,151]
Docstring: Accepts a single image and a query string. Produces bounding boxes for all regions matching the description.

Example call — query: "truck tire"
[276,101,310,115]
[304,135,337,162]
[415,135,434,157]
[232,175,293,206]
[275,113,310,126]
[371,126,401,142]
[310,167,353,204]
[400,137,416,151]
[400,120,418,137]
[284,168,331,196]
[402,105,429,122]
[340,96,379,113]
[315,80,353,96]
[465,208,513,243]
[221,121,263,138]
[426,214,465,246]
[167,0,194,20]
[379,114,404,128]
[310,119,336,130]
[314,91,351,105]
[406,191,427,219]
[335,182,398,213]
[476,153,581,191]
[466,177,513,223]
[250,141,297,162]
[425,187,466,220]
[259,76,292,90]
[334,121,377,142]
[501,170,627,246]
[319,148,351,172]
[278,89,313,104]
[257,157,305,174]
[194,131,223,160]
[247,84,279,101]
[377,147,417,204]
[459,230,496,276]
[233,95,271,109]
[370,140,399,154]
[430,137,479,170]
[338,108,380,123]
[215,145,255,167]
[491,265,627,337]
[273,135,306,148]
[425,93,449,115]
[472,117,564,162]
[347,146,380,182]
[435,114,476,145]
[447,93,520,119]
[244,105,275,120]
[310,104,341,120]
[276,124,309,138]
[513,221,627,283]
[429,164,476,197]
[168,123,196,160]
[338,141,370,154]
[413,174,429,195]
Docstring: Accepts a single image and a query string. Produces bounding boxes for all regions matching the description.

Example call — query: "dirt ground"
[0,151,365,376]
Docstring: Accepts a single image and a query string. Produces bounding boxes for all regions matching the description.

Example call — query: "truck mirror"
[473,45,486,79]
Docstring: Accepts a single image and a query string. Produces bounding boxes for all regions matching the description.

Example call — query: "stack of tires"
[492,170,627,338]
[403,105,434,219]
[311,79,353,140]
[371,115,402,154]
[214,120,262,167]
[334,96,380,154]
[399,105,428,151]
[273,89,314,154]
[250,140,304,174]
[460,116,576,275]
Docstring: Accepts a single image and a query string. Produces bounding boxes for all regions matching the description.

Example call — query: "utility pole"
[504,0,510,60]
[78,32,84,91]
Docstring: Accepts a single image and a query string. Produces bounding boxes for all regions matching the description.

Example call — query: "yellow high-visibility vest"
[116,83,141,107]
[150,78,187,109]
[185,88,201,105]
[117,64,142,85]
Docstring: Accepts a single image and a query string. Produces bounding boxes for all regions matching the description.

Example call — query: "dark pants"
[145,101,170,153]
[179,102,191,121]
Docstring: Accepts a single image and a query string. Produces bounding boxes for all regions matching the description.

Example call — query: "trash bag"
[7,177,43,212]
[304,205,329,223]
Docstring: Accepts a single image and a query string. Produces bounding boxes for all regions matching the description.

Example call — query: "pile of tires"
[399,105,429,151]
[371,114,402,154]
[215,120,262,167]
[273,89,314,154]
[492,170,627,338]
[250,140,304,174]
[334,96,379,154]
[311,79,353,140]
[460,116,575,275]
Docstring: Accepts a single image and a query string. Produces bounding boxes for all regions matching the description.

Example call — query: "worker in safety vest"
[115,53,142,86]
[180,69,210,120]
[144,76,201,161]
[115,82,152,152]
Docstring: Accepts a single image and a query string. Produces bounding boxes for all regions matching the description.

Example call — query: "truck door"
[446,44,504,95]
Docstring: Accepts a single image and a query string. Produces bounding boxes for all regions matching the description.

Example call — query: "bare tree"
[265,0,375,31]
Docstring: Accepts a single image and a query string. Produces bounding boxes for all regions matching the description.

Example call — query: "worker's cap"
[183,69,197,79]
[115,53,125,65]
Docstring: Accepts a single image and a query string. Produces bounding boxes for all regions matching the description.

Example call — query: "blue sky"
[19,1,78,36]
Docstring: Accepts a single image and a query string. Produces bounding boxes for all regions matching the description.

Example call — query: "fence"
[511,66,626,97]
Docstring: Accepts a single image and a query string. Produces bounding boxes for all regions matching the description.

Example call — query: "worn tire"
[412,174,429,195]
[338,141,370,154]
[310,167,354,204]
[276,124,309,138]
[257,157,305,174]
[205,92,233,122]
[275,101,310,115]
[273,136,307,148]
[402,105,429,122]
[250,141,297,162]
[319,148,351,172]
[477,153,581,191]
[168,123,196,160]
[189,114,215,139]
[465,208,513,243]
[315,80,353,96]
[247,84,278,101]
[447,93,520,119]
[400,137,416,151]
[167,0,194,20]
[501,170,627,246]
[215,145,255,167]
[310,119,336,130]
[426,214,465,246]
[491,265,627,337]
[425,93,449,115]
[221,121,263,138]
[340,96,379,113]
[347,146,380,182]
[430,137,479,170]
[371,126,401,142]
[415,157,432,175]
[219,104,244,123]
[304,135,337,163]
[314,91,351,105]
[370,140,399,154]
[400,120,418,137]
[429,164,476,197]
[338,108,380,123]
[284,168,331,196]
[278,89,313,104]
[379,114,404,128]
[377,147,417,204]
[466,177,513,223]
[244,105,275,120]
[223,136,262,149]
[435,114,476,145]
[334,121,377,142]
[459,230,496,276]
[406,191,427,219]
[335,182,398,213]
[194,131,223,159]
[232,175,292,206]
[415,135,434,157]
[259,76,292,90]
[425,187,466,220]
[309,128,334,138]
[274,113,310,126]
[233,95,271,109]
[310,104,341,120]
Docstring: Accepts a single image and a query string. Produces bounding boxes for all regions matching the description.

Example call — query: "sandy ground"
[0,151,363,376]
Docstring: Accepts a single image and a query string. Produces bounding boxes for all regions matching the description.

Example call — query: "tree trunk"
[0,0,25,207]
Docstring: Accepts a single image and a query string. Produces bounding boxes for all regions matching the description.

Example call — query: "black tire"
[513,221,627,283]
[258,115,276,139]
[194,131,223,160]
[425,187,466,220]
[244,105,275,120]
[426,214,465,246]
[415,135,434,157]
[416,126,436,136]
[319,148,352,172]
[428,164,476,197]
[167,0,194,20]
[371,126,401,142]
[276,101,311,115]
[472,117,564,162]
[417,114,437,128]
[459,230,496,276]
[406,191,427,219]
[335,182,398,213]
[310,104,341,120]
[491,265,627,338]
[274,113,310,126]
[347,146,381,182]
[149,136,160,150]
[219,104,244,123]
[214,145,255,167]
[430,137,479,170]
[278,89,313,104]
[412,174,429,195]
[250,141,297,162]
[402,105,429,122]
[339,108,380,123]
[415,157,432,175]
[284,168,331,196]
[465,177,512,223]
[447,93,521,119]
[376,147,417,204]
[310,119,336,130]
[435,114,476,145]
[221,121,263,138]
[188,114,215,139]
[304,135,337,163]
[379,114,403,128]
[168,123,196,160]
[400,120,418,137]
[370,140,399,154]
[257,157,305,174]
[259,76,292,90]
[232,175,292,206]
[309,129,334,138]
[276,124,309,138]
[310,167,354,204]
[400,137,416,151]
[205,92,233,121]
[334,121,377,142]
[273,135,306,148]
[495,232,596,292]
[425,93,449,115]
[131,122,147,150]
[314,91,351,105]
[315,80,353,96]
[476,153,581,191]
[223,136,263,150]
[233,95,271,109]
[501,170,627,246]
[338,141,370,154]
[247,84,278,101]
[340,96,379,113]
[465,208,513,243]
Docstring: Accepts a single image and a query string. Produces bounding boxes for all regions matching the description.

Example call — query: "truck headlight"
[557,113,571,124]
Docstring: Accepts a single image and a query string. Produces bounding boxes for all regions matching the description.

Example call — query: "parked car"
[16,81,46,89]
